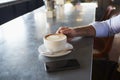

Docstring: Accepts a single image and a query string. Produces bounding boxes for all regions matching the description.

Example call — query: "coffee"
[44,34,67,52]
[45,34,66,41]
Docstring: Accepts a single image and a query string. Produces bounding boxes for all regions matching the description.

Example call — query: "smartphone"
[44,59,80,72]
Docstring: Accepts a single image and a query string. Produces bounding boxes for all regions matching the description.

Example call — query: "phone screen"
[44,59,80,72]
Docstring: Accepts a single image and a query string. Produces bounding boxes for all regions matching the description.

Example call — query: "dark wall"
[0,0,44,25]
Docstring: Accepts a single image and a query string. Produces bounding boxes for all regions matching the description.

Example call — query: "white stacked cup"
[56,0,64,5]
[55,0,65,19]
[44,0,55,18]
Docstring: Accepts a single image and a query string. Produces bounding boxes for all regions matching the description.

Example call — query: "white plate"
[38,43,73,57]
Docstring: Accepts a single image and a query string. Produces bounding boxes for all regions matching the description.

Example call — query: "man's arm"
[92,14,120,37]
[56,14,120,39]
[73,25,96,37]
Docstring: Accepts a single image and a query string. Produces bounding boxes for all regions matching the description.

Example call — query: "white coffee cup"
[43,34,67,52]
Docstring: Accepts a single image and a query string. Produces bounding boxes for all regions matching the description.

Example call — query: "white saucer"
[38,43,73,57]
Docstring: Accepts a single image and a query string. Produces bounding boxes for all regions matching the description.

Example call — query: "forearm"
[73,25,96,37]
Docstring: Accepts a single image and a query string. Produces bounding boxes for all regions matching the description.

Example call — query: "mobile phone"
[44,59,80,72]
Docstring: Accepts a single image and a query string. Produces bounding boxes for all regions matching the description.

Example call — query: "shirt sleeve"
[91,14,120,37]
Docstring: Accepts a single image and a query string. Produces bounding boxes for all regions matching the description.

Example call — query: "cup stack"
[44,0,65,19]
[44,0,56,18]
[55,0,65,19]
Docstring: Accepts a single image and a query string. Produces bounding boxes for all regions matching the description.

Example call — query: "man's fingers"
[56,27,68,34]
[56,27,63,33]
